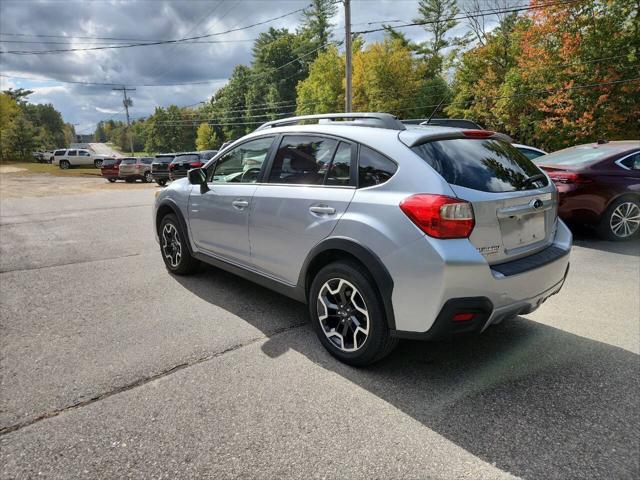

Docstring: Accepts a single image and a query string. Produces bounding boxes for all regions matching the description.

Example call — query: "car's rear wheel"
[107,178,116,183]
[125,178,134,183]
[59,160,70,169]
[159,214,200,275]
[144,171,153,183]
[156,179,167,187]
[309,261,398,366]
[597,197,640,241]
[94,159,103,168]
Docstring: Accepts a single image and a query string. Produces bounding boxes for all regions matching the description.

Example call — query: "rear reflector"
[462,130,495,138]
[400,194,475,239]
[452,312,475,322]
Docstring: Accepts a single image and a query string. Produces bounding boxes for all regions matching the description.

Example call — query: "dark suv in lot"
[151,154,179,186]
[169,151,218,181]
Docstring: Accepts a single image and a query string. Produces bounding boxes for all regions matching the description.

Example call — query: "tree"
[195,123,220,150]
[300,0,338,51]
[296,45,345,115]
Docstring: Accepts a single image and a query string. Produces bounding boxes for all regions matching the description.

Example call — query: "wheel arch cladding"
[156,201,192,253]
[300,237,396,330]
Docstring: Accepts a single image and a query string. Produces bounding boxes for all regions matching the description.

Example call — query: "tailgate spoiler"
[399,128,513,148]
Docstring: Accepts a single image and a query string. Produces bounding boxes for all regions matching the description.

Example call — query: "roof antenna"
[425,98,445,125]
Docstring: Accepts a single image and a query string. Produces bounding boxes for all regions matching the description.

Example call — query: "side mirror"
[187,168,209,193]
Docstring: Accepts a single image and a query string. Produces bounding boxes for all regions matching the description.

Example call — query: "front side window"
[358,146,397,188]
[78,151,90,157]
[268,135,337,185]
[210,136,274,183]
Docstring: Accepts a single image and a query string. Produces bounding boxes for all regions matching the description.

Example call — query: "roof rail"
[256,112,406,131]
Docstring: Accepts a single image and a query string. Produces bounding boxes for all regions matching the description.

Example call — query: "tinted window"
[411,139,546,193]
[326,142,352,186]
[199,151,217,160]
[54,150,66,155]
[102,159,117,167]
[67,150,77,156]
[78,150,90,157]
[619,152,640,170]
[210,137,274,183]
[358,146,397,188]
[173,154,199,163]
[121,158,137,165]
[518,148,545,160]
[268,136,337,185]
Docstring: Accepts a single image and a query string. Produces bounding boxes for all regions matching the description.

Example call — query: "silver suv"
[153,113,571,366]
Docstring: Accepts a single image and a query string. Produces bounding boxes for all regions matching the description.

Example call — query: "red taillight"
[462,130,495,138]
[452,312,475,322]
[399,194,475,239]
[547,171,592,184]
[189,161,203,168]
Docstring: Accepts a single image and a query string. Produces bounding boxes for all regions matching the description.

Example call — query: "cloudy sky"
[0,0,494,134]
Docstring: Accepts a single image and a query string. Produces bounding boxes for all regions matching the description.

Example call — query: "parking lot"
[1,172,638,479]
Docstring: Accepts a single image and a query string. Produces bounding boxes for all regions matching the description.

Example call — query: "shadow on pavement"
[174,265,640,480]
[569,223,640,256]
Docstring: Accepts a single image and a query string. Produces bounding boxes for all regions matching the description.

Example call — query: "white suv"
[52,149,106,169]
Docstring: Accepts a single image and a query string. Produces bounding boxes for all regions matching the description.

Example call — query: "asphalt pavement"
[1,176,638,479]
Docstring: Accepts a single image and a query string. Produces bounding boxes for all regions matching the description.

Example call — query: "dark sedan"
[168,150,217,181]
[535,140,640,241]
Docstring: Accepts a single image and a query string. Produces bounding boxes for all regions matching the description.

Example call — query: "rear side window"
[67,150,77,156]
[358,146,397,188]
[268,135,337,185]
[411,139,546,193]
[619,152,640,170]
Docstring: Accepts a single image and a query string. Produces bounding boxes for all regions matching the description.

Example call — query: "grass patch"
[2,162,101,177]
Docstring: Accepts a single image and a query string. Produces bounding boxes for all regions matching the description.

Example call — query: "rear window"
[155,155,174,164]
[411,139,546,193]
[102,159,117,167]
[141,158,153,164]
[537,146,625,166]
[121,158,136,165]
[173,154,199,163]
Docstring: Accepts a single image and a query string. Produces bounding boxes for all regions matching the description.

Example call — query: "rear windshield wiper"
[520,173,547,190]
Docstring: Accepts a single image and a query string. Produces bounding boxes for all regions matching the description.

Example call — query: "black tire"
[107,178,116,183]
[596,196,640,241]
[156,179,167,187]
[94,159,103,168]
[308,261,398,366]
[159,214,200,275]
[143,171,154,183]
[125,178,135,183]
[59,160,70,169]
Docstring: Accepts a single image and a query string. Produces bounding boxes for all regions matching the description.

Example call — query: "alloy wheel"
[317,278,369,352]
[161,223,182,268]
[145,172,153,183]
[610,202,640,238]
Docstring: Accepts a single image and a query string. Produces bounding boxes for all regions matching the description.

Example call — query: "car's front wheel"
[144,171,153,183]
[598,197,640,241]
[107,178,116,183]
[156,179,167,187]
[59,160,70,169]
[159,214,200,275]
[309,261,398,366]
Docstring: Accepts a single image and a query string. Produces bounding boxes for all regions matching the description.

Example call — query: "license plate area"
[499,212,546,250]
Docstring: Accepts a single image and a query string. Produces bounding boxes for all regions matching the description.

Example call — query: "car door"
[65,150,77,165]
[77,150,92,166]
[188,136,276,266]
[249,135,357,284]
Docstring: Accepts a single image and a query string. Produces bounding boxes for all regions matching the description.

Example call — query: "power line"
[0,5,310,55]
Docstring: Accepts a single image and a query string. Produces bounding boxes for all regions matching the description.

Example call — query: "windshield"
[411,138,547,193]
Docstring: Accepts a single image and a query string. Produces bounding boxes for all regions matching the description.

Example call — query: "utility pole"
[112,86,136,154]
[344,0,352,113]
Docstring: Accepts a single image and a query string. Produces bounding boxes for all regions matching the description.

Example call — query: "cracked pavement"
[0,175,638,479]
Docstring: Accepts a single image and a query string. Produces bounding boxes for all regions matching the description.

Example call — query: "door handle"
[232,199,249,210]
[309,205,336,215]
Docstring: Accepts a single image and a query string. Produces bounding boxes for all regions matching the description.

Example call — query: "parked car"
[52,148,106,169]
[153,112,571,366]
[401,118,484,129]
[535,140,640,241]
[32,151,46,162]
[151,153,178,186]
[118,157,154,183]
[514,143,547,160]
[101,157,123,182]
[168,151,218,181]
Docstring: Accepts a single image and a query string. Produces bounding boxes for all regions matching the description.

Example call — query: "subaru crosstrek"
[153,113,571,366]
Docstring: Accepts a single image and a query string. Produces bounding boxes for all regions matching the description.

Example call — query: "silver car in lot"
[153,113,571,365]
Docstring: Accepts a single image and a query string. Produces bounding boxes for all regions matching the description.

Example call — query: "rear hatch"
[119,158,138,175]
[152,155,174,173]
[101,159,120,175]
[409,135,557,264]
[170,154,202,175]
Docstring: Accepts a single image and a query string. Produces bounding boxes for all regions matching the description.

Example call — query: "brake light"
[189,161,203,168]
[400,194,475,239]
[453,312,475,322]
[462,130,495,138]
[547,171,592,184]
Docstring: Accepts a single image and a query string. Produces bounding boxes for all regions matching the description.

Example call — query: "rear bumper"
[152,172,170,180]
[169,172,187,181]
[387,220,572,336]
